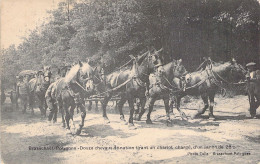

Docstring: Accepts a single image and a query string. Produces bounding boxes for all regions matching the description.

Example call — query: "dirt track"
[1,95,260,164]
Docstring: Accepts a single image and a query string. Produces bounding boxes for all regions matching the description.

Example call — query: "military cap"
[246,62,256,67]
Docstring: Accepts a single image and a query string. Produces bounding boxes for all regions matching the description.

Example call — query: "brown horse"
[45,61,97,135]
[171,58,245,120]
[94,49,163,129]
[247,70,260,118]
[137,58,188,125]
[28,66,52,116]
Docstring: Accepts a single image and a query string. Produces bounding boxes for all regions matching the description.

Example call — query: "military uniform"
[246,62,257,81]
[17,77,29,113]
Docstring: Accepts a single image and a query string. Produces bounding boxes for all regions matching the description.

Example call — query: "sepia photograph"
[1,0,260,163]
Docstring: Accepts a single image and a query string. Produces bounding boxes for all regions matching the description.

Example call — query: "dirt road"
[1,95,260,164]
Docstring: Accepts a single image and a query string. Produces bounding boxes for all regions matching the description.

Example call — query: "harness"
[90,56,150,98]
[152,59,245,95]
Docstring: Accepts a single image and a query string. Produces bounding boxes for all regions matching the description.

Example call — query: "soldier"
[17,75,30,113]
[246,62,257,81]
[46,81,59,123]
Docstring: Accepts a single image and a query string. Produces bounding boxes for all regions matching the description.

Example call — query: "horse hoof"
[137,116,142,121]
[191,113,200,119]
[120,120,127,125]
[128,124,137,130]
[209,115,216,121]
[166,120,172,126]
[75,128,82,135]
[180,112,188,121]
[146,119,153,124]
[104,118,110,124]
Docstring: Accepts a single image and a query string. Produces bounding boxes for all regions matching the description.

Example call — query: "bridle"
[205,59,245,86]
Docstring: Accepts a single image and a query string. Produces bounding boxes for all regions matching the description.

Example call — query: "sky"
[1,0,260,50]
[1,0,63,49]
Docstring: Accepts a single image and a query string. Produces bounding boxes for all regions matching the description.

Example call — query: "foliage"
[1,0,260,87]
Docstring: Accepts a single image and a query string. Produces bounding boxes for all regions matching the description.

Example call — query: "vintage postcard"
[1,0,259,163]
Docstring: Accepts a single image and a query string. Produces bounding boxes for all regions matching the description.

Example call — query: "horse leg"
[128,98,136,129]
[208,93,216,120]
[64,103,71,130]
[76,103,86,135]
[21,96,26,114]
[43,98,47,117]
[38,97,44,117]
[146,97,156,124]
[101,95,112,124]
[169,97,174,113]
[248,93,256,118]
[69,103,77,134]
[88,101,92,111]
[175,96,188,120]
[163,97,172,126]
[59,100,66,128]
[134,97,145,120]
[137,97,150,121]
[53,103,58,123]
[29,94,34,115]
[117,96,127,124]
[193,94,208,118]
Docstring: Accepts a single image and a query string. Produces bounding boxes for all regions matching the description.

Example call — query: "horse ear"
[178,59,182,63]
[129,55,135,60]
[86,58,89,63]
[231,58,236,64]
[78,61,83,67]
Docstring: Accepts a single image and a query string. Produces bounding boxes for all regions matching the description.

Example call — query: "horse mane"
[137,51,149,65]
[64,64,80,83]
[81,62,93,77]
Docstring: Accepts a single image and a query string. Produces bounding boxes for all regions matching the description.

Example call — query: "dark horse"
[46,61,97,135]
[137,58,188,125]
[247,70,260,118]
[28,66,52,116]
[171,58,245,120]
[94,49,163,129]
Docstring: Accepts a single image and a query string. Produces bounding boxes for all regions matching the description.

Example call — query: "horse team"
[11,48,258,135]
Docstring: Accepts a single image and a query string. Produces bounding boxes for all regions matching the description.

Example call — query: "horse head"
[228,58,246,82]
[172,59,188,78]
[42,66,52,83]
[78,61,97,94]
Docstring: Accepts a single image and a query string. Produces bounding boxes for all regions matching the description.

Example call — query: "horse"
[28,66,52,116]
[137,58,188,125]
[94,49,164,129]
[171,58,245,120]
[45,61,97,135]
[57,65,72,79]
[246,70,260,118]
